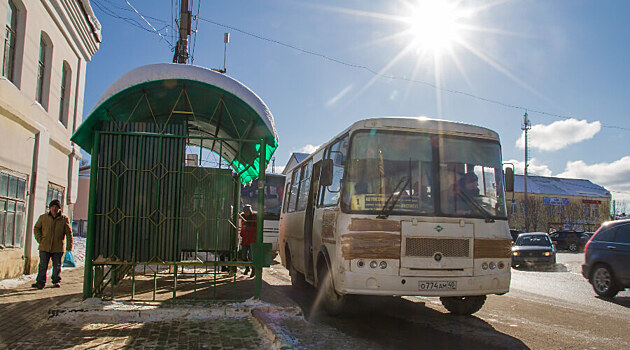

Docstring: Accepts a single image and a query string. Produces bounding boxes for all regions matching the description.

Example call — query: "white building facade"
[0,0,100,279]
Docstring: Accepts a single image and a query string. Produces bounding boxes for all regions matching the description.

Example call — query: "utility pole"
[173,0,191,64]
[522,111,531,230]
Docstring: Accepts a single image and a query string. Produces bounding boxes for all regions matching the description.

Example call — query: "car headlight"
[512,251,519,256]
[543,251,551,256]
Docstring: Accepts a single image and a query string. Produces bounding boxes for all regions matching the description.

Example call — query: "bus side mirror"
[504,167,514,192]
[320,159,334,187]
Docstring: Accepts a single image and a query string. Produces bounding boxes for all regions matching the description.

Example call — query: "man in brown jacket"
[32,199,72,289]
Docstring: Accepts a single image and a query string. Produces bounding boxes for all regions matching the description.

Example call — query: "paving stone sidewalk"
[0,267,274,350]
[0,265,389,350]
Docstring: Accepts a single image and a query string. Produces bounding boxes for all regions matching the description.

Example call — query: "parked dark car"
[511,232,556,268]
[582,219,630,297]
[549,231,590,252]
[510,229,525,242]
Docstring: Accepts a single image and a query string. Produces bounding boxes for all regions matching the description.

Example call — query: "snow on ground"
[52,297,272,324]
[72,236,86,266]
[0,236,86,289]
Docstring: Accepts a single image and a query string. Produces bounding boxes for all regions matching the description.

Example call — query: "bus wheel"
[440,295,486,315]
[318,265,345,316]
[289,263,308,289]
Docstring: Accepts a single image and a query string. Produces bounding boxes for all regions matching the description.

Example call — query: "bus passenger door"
[303,160,321,283]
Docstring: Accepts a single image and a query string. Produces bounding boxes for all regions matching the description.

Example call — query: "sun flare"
[405,0,468,55]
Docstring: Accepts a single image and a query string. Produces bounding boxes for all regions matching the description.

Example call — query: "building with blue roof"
[506,175,611,232]
[282,153,310,175]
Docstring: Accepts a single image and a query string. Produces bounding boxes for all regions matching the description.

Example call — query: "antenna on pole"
[521,111,531,230]
[212,33,230,73]
[223,32,230,72]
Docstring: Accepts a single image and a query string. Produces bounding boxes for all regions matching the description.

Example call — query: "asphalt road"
[263,253,630,350]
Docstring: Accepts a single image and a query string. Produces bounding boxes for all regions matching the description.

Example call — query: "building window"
[46,183,64,210]
[2,0,17,82]
[547,205,554,217]
[58,62,71,126]
[35,32,52,109]
[36,37,46,105]
[592,204,598,219]
[520,202,525,215]
[584,203,590,218]
[0,171,27,247]
[510,200,517,215]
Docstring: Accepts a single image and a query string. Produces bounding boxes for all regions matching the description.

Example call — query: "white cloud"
[503,158,553,176]
[558,156,630,202]
[515,119,601,151]
[296,144,320,154]
[326,85,353,107]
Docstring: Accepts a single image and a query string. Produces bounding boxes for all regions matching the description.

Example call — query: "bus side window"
[282,181,291,213]
[296,160,312,211]
[321,134,348,207]
[288,168,301,213]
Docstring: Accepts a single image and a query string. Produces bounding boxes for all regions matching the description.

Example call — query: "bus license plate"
[418,281,457,291]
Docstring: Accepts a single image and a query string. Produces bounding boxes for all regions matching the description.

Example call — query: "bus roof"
[309,116,500,157]
[348,117,500,140]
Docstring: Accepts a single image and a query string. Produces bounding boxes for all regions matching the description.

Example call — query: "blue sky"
[83,0,630,209]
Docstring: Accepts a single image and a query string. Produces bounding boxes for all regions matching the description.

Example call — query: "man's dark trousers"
[36,251,64,286]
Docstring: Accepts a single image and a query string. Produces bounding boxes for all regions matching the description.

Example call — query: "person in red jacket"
[240,204,257,277]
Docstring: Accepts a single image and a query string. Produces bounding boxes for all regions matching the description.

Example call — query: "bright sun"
[405,0,468,55]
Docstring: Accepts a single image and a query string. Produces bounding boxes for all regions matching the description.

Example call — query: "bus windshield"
[241,175,285,220]
[342,130,507,219]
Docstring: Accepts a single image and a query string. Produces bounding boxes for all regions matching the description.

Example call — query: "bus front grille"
[405,238,470,257]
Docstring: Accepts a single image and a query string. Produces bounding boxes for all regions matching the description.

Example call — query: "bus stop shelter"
[72,63,278,301]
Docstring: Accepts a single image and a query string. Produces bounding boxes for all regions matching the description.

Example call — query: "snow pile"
[0,272,37,289]
[71,236,86,267]
[51,297,273,324]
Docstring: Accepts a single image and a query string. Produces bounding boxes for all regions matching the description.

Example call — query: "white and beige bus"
[279,117,513,315]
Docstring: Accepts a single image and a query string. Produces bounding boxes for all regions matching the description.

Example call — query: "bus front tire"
[440,295,486,315]
[318,265,345,316]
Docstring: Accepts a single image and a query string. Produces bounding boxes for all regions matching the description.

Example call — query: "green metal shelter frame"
[72,64,277,300]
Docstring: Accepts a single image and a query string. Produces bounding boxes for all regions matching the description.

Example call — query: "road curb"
[252,307,295,350]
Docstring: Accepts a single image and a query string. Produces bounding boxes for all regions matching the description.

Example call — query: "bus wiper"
[377,176,410,219]
[457,190,495,223]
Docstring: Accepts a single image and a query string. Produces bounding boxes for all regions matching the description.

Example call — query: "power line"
[124,0,174,49]
[198,16,630,132]
[190,0,202,64]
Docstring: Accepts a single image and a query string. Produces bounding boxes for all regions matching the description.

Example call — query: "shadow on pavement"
[596,295,630,309]
[512,263,568,272]
[276,285,530,350]
[0,291,81,348]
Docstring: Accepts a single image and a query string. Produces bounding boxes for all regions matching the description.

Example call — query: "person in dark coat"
[240,204,257,277]
[32,199,72,289]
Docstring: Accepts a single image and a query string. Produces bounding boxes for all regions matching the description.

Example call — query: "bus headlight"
[489,262,496,270]
[370,261,378,269]
[498,262,505,269]
[482,262,489,270]
[379,261,387,269]
[357,260,365,268]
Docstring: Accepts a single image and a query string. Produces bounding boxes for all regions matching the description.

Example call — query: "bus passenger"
[240,204,257,277]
